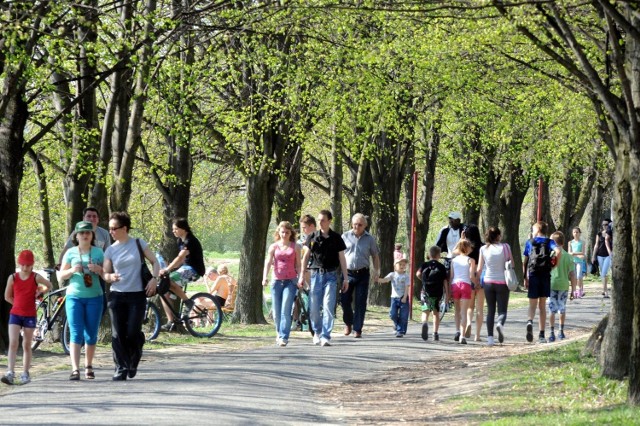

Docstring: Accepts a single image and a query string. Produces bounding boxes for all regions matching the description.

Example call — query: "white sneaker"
[320,338,331,347]
[487,336,495,346]
[313,335,321,345]
[20,372,30,384]
[279,339,288,347]
[496,323,505,343]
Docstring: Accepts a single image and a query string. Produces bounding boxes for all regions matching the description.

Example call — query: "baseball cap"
[75,221,94,232]
[17,250,35,266]
[394,258,409,266]
[448,211,462,220]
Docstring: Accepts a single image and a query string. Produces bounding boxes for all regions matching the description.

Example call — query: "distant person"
[198,264,236,314]
[376,258,410,337]
[341,213,380,338]
[2,250,52,385]
[159,218,206,331]
[102,212,159,381]
[416,246,449,341]
[449,239,477,345]
[59,221,105,380]
[592,218,612,298]
[393,243,404,261]
[298,210,349,347]
[523,221,558,344]
[435,211,466,257]
[476,226,510,346]
[568,227,586,298]
[292,215,316,329]
[462,224,484,341]
[59,207,112,261]
[263,221,301,347]
[548,231,576,343]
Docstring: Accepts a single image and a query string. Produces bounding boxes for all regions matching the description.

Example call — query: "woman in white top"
[477,226,510,346]
[449,239,478,345]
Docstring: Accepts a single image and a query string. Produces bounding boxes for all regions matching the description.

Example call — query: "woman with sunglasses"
[102,212,159,381]
[59,221,105,380]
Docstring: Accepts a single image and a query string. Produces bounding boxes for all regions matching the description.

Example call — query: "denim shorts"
[9,314,37,328]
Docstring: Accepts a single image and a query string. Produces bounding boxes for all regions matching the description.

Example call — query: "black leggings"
[108,291,146,373]
[484,283,510,336]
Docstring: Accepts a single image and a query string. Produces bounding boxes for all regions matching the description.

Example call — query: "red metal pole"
[537,176,543,222]
[409,171,419,319]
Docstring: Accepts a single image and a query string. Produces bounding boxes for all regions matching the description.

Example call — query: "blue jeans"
[309,270,338,341]
[271,279,297,341]
[66,295,104,345]
[389,297,409,334]
[341,270,370,333]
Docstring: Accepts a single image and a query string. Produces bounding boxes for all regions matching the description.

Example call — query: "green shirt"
[62,246,104,298]
[551,249,573,291]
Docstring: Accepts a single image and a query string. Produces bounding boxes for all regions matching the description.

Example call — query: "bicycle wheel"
[31,301,48,351]
[143,300,161,341]
[438,295,449,321]
[62,317,71,355]
[185,293,222,338]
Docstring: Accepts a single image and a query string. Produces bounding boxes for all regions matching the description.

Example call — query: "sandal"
[85,366,95,380]
[69,370,80,381]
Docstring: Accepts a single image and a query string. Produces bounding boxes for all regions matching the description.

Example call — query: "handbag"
[156,273,171,295]
[136,239,154,291]
[503,243,519,291]
[590,258,600,276]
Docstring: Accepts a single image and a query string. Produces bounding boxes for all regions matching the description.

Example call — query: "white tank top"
[451,255,472,284]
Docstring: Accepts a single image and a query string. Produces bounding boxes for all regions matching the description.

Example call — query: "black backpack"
[528,238,552,276]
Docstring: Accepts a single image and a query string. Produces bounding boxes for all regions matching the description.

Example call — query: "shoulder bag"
[503,243,519,291]
[136,239,154,291]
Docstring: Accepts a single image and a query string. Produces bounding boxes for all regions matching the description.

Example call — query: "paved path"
[0,292,608,425]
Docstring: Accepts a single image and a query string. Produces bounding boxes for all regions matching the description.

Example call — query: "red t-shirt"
[10,272,38,317]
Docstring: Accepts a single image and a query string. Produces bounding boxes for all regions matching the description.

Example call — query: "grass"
[450,339,638,425]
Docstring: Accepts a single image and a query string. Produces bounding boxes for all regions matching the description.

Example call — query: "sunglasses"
[109,225,124,231]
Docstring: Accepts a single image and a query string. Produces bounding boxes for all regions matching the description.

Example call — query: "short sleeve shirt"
[342,230,379,270]
[418,260,447,297]
[62,246,104,298]
[383,272,409,298]
[523,237,557,257]
[551,249,574,291]
[179,234,205,277]
[104,238,149,293]
[306,229,347,270]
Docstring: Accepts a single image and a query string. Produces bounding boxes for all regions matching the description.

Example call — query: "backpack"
[528,238,552,276]
[421,261,446,293]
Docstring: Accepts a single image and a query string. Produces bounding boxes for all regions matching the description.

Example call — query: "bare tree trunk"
[556,166,596,233]
[28,151,56,272]
[330,137,344,233]
[275,145,304,225]
[500,168,528,283]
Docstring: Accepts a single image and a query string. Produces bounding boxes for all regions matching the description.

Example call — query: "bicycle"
[293,287,313,336]
[32,268,69,354]
[146,280,223,338]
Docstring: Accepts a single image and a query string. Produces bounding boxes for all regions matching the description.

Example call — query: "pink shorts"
[451,282,472,300]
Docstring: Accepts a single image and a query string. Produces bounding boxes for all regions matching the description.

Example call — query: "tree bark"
[275,145,304,225]
[499,167,528,283]
[28,150,56,272]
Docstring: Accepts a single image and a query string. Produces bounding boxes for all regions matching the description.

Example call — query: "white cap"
[448,211,462,220]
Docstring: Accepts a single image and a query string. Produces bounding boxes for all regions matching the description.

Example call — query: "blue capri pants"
[65,295,104,345]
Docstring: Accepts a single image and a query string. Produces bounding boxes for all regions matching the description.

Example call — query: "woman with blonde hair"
[263,221,301,346]
[449,239,478,345]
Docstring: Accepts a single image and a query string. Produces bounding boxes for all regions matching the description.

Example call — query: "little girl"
[568,227,586,298]
[377,258,411,337]
[3,250,52,385]
[449,239,478,345]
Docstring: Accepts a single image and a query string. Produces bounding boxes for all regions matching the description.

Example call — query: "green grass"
[451,340,639,424]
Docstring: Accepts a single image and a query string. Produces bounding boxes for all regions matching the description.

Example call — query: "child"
[393,243,404,261]
[449,239,478,345]
[3,250,52,385]
[548,232,576,342]
[377,258,411,337]
[416,246,449,341]
[568,227,586,298]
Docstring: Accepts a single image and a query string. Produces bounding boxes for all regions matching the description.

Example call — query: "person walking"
[476,226,510,346]
[449,239,477,345]
[592,219,612,298]
[263,221,301,347]
[462,224,484,341]
[298,210,349,347]
[102,212,159,380]
[59,221,105,380]
[435,211,466,257]
[341,213,380,338]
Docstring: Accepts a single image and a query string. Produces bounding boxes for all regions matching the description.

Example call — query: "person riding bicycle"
[159,218,206,331]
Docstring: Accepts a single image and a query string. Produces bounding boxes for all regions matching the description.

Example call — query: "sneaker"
[433,332,439,341]
[313,335,321,346]
[487,336,495,346]
[320,339,331,347]
[539,336,547,343]
[548,332,556,343]
[464,324,472,338]
[460,337,467,345]
[160,321,175,332]
[279,339,288,347]
[526,322,533,342]
[421,323,429,341]
[20,372,30,385]
[395,332,404,338]
[454,331,461,342]
[559,330,566,340]
[1,372,15,385]
[496,323,504,344]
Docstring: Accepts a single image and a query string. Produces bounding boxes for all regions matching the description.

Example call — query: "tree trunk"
[500,168,528,284]
[28,151,56,272]
[275,145,304,225]
[330,137,344,233]
[532,177,556,232]
[556,166,595,233]
[0,91,28,351]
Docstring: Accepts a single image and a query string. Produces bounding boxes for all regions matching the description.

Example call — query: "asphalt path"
[0,292,608,425]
